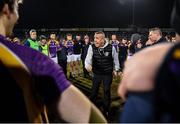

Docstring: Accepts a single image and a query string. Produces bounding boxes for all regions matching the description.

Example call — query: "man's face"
[6,0,19,36]
[149,31,158,42]
[41,39,47,45]
[122,39,127,44]
[94,33,104,47]
[76,36,81,41]
[111,35,117,40]
[50,34,56,40]
[30,32,37,40]
[67,35,72,41]
[136,40,142,48]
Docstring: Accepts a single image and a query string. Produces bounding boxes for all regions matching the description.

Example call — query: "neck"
[0,20,6,37]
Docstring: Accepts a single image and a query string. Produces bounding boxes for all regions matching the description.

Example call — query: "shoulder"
[107,43,112,46]
[126,43,173,90]
[105,44,113,50]
[5,42,71,92]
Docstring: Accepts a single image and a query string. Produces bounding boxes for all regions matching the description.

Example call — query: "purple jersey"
[49,40,57,58]
[67,40,74,55]
[111,40,119,52]
[0,35,70,92]
[0,35,70,122]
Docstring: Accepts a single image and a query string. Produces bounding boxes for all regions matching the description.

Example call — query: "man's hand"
[86,65,92,72]
[118,43,172,101]
[118,71,123,76]
[146,39,154,46]
[113,70,118,77]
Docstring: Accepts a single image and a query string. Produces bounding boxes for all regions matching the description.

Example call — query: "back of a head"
[131,33,141,45]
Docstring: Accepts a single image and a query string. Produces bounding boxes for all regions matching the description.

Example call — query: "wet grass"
[66,62,124,122]
[68,72,123,123]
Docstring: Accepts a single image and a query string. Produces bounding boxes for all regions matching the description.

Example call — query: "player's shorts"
[51,56,58,63]
[74,54,81,61]
[67,54,75,62]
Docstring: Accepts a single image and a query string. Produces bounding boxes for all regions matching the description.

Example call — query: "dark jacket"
[81,42,90,61]
[92,44,113,75]
[73,40,83,55]
[154,37,167,45]
[57,46,67,62]
[119,43,128,59]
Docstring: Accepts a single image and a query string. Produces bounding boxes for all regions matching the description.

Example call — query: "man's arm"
[85,45,93,72]
[28,50,106,123]
[57,85,107,123]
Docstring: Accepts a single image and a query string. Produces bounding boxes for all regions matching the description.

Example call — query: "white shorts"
[51,57,58,63]
[74,54,81,61]
[67,54,75,62]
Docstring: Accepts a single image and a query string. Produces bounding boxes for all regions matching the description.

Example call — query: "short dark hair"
[76,34,81,36]
[66,33,72,37]
[122,37,128,41]
[50,32,56,35]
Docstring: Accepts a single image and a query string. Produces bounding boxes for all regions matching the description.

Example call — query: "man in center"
[85,31,120,118]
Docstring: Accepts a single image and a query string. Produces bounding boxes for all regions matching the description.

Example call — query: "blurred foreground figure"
[0,0,106,123]
[118,0,180,122]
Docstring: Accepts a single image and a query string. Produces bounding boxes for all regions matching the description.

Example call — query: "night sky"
[15,0,175,29]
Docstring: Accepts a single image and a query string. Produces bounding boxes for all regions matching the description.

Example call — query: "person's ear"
[2,4,11,19]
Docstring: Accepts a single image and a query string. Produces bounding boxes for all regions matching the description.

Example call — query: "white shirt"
[85,41,120,71]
